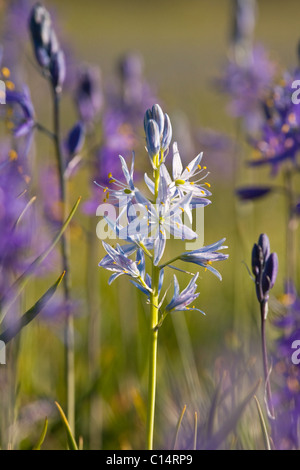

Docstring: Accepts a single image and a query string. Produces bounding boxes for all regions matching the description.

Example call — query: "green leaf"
[0,272,65,344]
[33,418,48,450]
[55,401,78,450]
[0,196,81,323]
[205,379,261,450]
[254,395,272,450]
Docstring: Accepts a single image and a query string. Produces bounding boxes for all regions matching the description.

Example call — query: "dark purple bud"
[262,252,278,295]
[75,66,103,124]
[236,186,272,201]
[161,113,172,151]
[258,233,270,262]
[29,3,51,47]
[66,122,85,157]
[146,119,160,158]
[251,243,262,277]
[143,108,152,132]
[50,50,66,93]
[48,29,60,57]
[29,3,52,67]
[295,202,300,216]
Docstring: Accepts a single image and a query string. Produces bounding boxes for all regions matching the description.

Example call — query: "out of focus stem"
[260,300,275,420]
[52,90,75,435]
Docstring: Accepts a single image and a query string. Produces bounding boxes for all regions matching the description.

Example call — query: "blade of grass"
[172,404,187,450]
[193,411,198,450]
[33,418,48,450]
[55,401,78,450]
[0,272,65,344]
[0,196,81,323]
[253,395,271,450]
[205,379,261,450]
[206,371,226,440]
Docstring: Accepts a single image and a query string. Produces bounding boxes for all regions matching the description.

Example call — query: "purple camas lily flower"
[165,273,205,314]
[271,281,300,449]
[6,85,35,138]
[248,70,300,174]
[97,103,228,449]
[218,45,275,132]
[178,238,229,280]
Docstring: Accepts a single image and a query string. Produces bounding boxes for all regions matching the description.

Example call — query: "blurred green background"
[1,0,300,450]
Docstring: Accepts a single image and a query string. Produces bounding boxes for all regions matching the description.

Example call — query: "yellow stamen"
[1,67,10,78]
[186,166,190,172]
[109,179,116,184]
[180,207,184,213]
[288,113,296,125]
[9,149,18,161]
[5,80,15,91]
[281,124,290,133]
[6,121,14,131]
[204,182,211,188]
[108,172,112,178]
[23,175,31,184]
[203,166,207,170]
[197,164,201,170]
[103,187,108,193]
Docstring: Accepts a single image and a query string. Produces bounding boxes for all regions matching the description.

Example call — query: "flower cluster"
[98,104,229,315]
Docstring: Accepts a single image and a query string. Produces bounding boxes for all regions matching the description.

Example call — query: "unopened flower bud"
[146,119,160,158]
[161,113,172,151]
[50,50,66,94]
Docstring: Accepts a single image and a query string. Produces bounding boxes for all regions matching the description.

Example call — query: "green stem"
[52,90,75,435]
[146,156,160,450]
[146,264,159,450]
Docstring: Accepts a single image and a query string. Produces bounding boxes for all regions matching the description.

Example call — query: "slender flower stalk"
[252,233,278,420]
[52,88,75,435]
[29,3,75,433]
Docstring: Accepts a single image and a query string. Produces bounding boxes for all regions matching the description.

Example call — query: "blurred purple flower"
[218,45,275,132]
[0,150,33,297]
[236,186,272,200]
[6,85,35,138]
[74,64,103,125]
[272,281,300,449]
[248,71,300,174]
